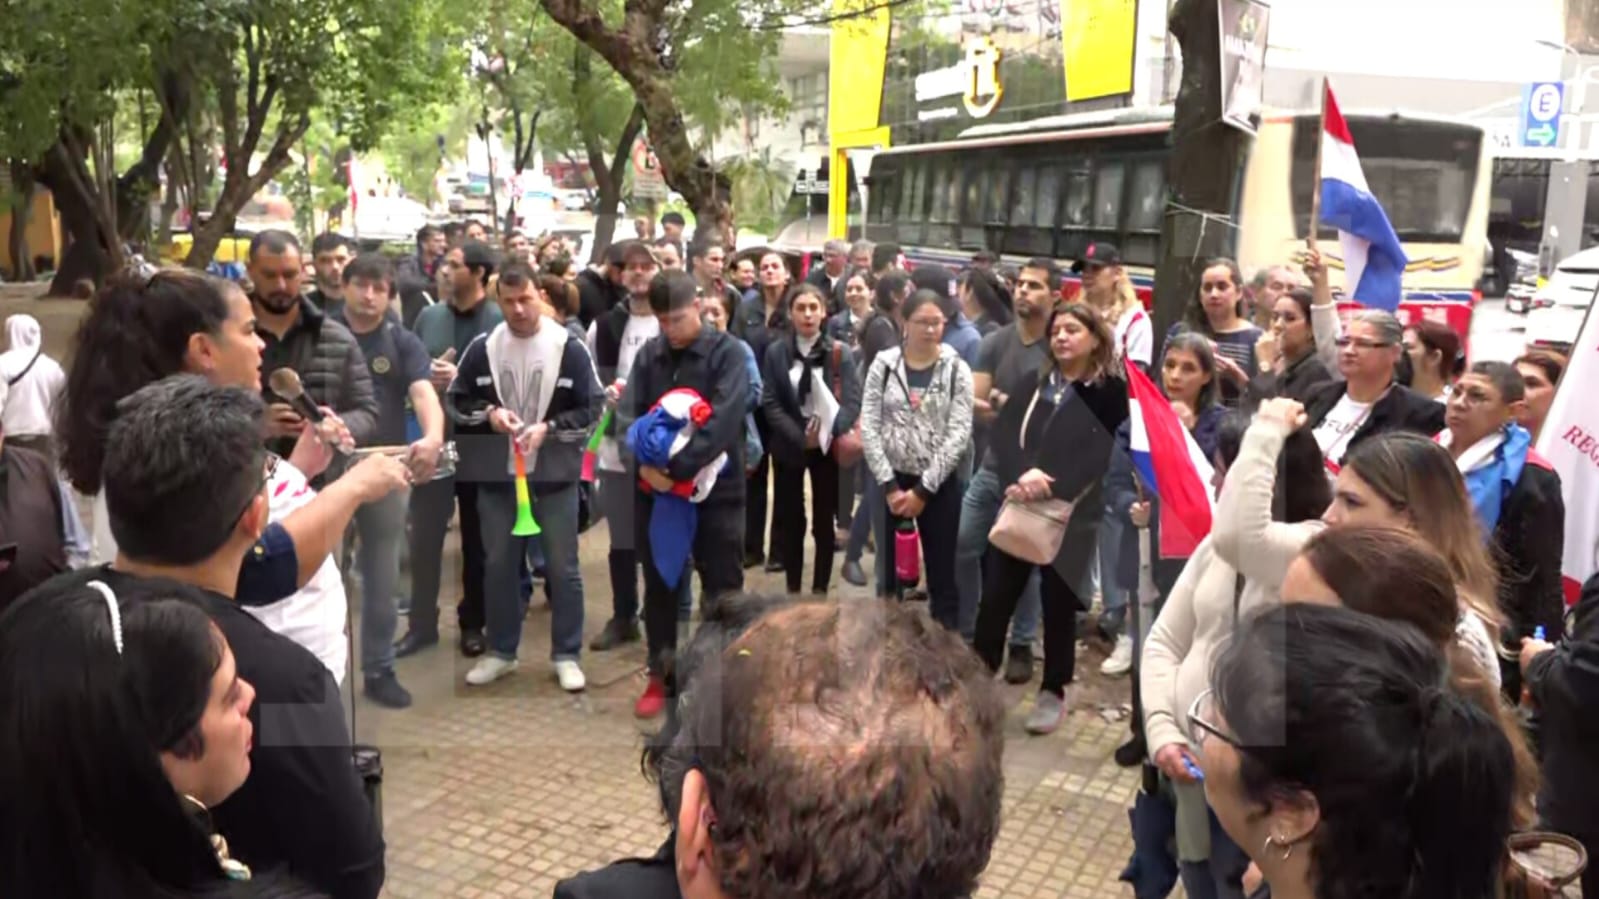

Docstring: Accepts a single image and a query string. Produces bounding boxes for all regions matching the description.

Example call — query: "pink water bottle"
[894,520,921,588]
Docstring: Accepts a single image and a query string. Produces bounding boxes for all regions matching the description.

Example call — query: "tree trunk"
[1150,0,1253,350]
[7,161,36,282]
[185,112,310,269]
[37,139,122,296]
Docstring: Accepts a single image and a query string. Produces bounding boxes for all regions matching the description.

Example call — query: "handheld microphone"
[268,368,326,424]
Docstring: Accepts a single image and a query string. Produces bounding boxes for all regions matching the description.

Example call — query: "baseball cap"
[1071,242,1122,272]
[460,240,498,272]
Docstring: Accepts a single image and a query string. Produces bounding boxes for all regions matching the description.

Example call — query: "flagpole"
[1308,76,1327,248]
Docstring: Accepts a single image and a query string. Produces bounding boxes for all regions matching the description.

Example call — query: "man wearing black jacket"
[448,261,603,691]
[86,376,384,899]
[575,242,629,328]
[618,270,747,718]
[1521,574,1599,899]
[246,230,380,463]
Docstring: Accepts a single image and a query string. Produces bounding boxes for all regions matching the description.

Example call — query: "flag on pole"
[1534,303,1599,606]
[1127,364,1216,558]
[1319,83,1408,311]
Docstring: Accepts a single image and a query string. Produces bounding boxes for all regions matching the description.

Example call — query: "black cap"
[909,264,957,300]
[1071,242,1122,272]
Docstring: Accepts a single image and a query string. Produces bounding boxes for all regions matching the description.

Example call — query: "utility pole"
[1150,0,1255,351]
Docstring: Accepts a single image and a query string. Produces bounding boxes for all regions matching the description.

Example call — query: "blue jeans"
[479,481,584,662]
[1098,509,1127,637]
[955,467,1040,645]
[355,488,408,677]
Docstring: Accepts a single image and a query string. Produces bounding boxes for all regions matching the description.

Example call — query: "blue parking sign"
[1520,81,1565,148]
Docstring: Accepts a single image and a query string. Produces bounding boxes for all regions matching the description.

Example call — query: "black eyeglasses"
[1186,688,1238,749]
[228,453,279,533]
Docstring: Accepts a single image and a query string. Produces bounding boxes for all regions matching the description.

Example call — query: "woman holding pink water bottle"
[859,290,973,625]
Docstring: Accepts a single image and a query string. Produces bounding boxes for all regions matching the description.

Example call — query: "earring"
[1263,834,1294,862]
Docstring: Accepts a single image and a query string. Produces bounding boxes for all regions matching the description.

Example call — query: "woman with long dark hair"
[959,267,1012,336]
[973,303,1128,734]
[1201,603,1514,899]
[1250,287,1334,403]
[1171,258,1260,406]
[0,576,322,897]
[761,284,862,595]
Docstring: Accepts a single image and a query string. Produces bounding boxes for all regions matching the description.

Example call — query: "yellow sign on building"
[1061,0,1138,101]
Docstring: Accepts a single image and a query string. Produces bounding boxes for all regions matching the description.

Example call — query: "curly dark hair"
[56,268,239,495]
[669,600,1005,899]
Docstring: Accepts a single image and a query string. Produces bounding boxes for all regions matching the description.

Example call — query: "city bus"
[841,104,1493,338]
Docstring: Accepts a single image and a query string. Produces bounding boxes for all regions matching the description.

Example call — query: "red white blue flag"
[1127,364,1215,558]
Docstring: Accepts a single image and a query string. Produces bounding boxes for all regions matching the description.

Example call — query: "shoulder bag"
[987,387,1075,565]
[830,341,864,467]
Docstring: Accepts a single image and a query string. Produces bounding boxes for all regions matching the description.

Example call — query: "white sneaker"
[1100,634,1134,677]
[554,659,587,692]
[466,656,519,685]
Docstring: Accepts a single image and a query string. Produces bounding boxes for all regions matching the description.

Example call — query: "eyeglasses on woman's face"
[1186,687,1238,749]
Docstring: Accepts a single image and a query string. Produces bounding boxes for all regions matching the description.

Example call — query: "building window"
[788,71,828,140]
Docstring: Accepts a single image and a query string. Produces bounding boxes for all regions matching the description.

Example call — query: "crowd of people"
[0,210,1593,899]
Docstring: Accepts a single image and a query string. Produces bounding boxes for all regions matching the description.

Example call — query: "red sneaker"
[634,675,667,719]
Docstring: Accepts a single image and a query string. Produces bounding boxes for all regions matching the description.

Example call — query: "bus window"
[1094,161,1126,230]
[1035,165,1060,228]
[1015,167,1038,227]
[897,159,917,225]
[987,166,1012,226]
[930,159,953,223]
[1062,163,1092,227]
[1128,159,1165,232]
[963,159,985,225]
[1291,116,1482,242]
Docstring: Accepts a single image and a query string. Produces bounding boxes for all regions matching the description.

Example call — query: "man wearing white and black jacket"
[446,261,602,692]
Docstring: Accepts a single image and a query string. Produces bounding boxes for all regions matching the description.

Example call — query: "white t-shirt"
[1114,306,1153,370]
[587,314,660,472]
[1312,393,1373,468]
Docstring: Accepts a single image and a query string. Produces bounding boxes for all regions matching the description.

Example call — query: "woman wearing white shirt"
[760,283,861,595]
[1073,241,1152,372]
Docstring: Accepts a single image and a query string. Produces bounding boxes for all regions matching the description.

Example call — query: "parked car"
[1524,245,1599,351]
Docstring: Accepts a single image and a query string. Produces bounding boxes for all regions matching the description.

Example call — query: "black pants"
[836,461,859,531]
[974,547,1088,697]
[598,471,640,622]
[880,472,962,629]
[639,497,744,675]
[744,412,784,559]
[406,476,486,634]
[773,449,840,593]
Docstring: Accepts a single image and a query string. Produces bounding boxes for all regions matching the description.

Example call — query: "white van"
[1526,246,1599,351]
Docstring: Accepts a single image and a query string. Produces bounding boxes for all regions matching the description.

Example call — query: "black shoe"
[743,551,765,569]
[459,628,487,658]
[589,617,641,651]
[393,628,439,659]
[1003,644,1034,685]
[764,557,785,573]
[363,672,413,709]
[841,559,867,587]
[1114,735,1146,768]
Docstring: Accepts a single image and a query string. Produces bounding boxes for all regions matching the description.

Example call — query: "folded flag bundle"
[625,388,727,588]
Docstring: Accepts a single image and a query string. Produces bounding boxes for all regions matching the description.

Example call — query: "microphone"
[268,368,326,423]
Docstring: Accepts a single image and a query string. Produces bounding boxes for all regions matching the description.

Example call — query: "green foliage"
[724,149,796,236]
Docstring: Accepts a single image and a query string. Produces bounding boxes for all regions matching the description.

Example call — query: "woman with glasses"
[1141,405,1330,899]
[1197,603,1515,899]
[860,289,973,619]
[1302,309,1444,473]
[761,284,862,596]
[973,303,1129,735]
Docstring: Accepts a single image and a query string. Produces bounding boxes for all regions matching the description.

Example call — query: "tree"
[180,0,463,266]
[723,149,796,237]
[1150,0,1253,347]
[0,0,195,291]
[538,0,802,245]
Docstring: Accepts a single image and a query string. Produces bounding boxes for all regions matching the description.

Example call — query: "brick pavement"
[364,519,1145,899]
